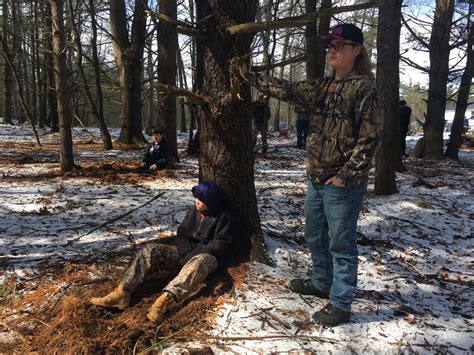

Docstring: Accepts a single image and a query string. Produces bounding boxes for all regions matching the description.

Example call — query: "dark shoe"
[288,278,329,298]
[312,303,351,327]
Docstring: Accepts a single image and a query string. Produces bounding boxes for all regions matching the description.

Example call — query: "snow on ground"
[0,124,473,353]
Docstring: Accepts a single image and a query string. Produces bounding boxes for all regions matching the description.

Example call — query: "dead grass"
[0,259,249,353]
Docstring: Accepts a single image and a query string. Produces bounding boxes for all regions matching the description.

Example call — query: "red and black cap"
[318,23,364,47]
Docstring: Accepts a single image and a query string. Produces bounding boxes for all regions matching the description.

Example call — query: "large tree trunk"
[157,0,179,161]
[88,0,112,149]
[45,1,59,133]
[196,0,270,264]
[273,5,294,132]
[146,37,154,133]
[424,0,455,159]
[188,0,202,155]
[1,0,13,124]
[305,0,331,80]
[110,0,147,145]
[50,0,74,172]
[177,50,188,133]
[374,0,402,195]
[445,14,473,159]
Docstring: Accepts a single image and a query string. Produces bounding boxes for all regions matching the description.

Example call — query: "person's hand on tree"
[150,164,158,171]
[230,57,252,80]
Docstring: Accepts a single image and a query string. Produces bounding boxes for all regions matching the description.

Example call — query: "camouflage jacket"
[244,72,381,187]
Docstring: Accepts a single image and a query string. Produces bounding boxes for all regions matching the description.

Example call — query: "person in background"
[250,95,270,153]
[135,128,170,174]
[236,23,381,327]
[295,106,310,149]
[90,181,235,324]
[399,100,412,156]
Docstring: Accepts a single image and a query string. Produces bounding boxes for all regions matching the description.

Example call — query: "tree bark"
[196,0,270,264]
[424,0,455,159]
[177,49,188,133]
[50,0,75,172]
[188,0,202,155]
[157,0,179,161]
[445,11,473,159]
[273,0,297,132]
[45,1,59,133]
[306,0,331,80]
[110,0,147,144]
[374,0,402,195]
[1,0,13,124]
[146,36,154,133]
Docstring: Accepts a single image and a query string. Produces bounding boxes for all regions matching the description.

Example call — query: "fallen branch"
[170,334,337,344]
[69,192,166,243]
[262,309,292,329]
[73,114,100,139]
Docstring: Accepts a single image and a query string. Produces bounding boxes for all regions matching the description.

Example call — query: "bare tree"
[110,0,147,144]
[306,0,331,80]
[445,5,473,159]
[156,0,179,161]
[1,0,13,125]
[67,0,112,150]
[423,0,455,158]
[374,0,403,195]
[50,0,74,171]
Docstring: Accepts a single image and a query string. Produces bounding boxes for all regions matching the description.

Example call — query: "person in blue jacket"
[90,181,235,324]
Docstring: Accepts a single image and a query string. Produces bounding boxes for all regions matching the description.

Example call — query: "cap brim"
[317,34,345,47]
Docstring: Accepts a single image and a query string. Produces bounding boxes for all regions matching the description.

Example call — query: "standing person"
[236,23,381,326]
[250,95,270,153]
[399,100,412,156]
[135,128,170,174]
[294,106,310,149]
[90,181,235,323]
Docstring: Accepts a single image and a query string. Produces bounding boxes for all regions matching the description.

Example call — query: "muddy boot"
[146,291,177,323]
[89,284,131,310]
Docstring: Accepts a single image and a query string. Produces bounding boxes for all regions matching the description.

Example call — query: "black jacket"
[175,206,235,266]
[142,139,170,165]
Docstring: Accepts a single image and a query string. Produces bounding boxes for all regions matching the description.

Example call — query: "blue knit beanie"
[192,181,224,213]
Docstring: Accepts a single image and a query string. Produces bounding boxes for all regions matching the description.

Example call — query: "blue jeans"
[304,181,364,312]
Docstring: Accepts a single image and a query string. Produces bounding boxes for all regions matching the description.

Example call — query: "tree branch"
[400,55,429,73]
[252,54,307,72]
[227,2,379,35]
[145,9,203,37]
[155,83,208,107]
[401,14,430,49]
[69,192,166,243]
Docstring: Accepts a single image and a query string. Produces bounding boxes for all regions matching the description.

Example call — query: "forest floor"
[0,123,473,354]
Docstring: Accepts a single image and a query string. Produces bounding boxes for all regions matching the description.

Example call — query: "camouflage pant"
[121,243,218,302]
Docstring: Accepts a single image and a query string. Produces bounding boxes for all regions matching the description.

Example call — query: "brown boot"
[89,284,131,310]
[146,291,176,323]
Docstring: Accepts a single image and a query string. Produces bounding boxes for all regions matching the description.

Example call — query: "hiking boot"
[89,284,130,310]
[146,291,177,323]
[312,303,351,327]
[288,278,329,298]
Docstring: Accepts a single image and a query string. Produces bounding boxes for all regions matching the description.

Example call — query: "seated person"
[135,129,170,173]
[89,181,235,323]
